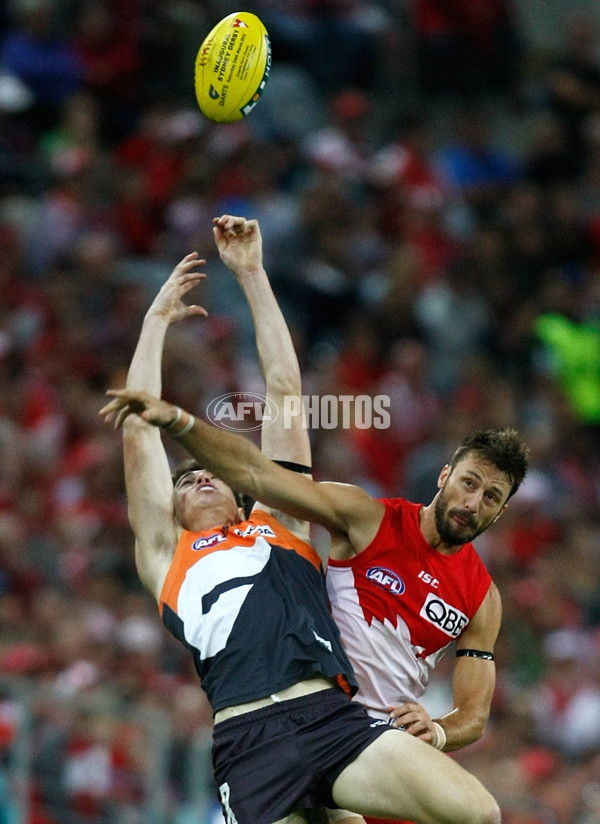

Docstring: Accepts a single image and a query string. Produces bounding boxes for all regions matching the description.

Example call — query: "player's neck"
[183,507,242,534]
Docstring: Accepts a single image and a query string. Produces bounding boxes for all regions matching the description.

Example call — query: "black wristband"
[456,649,494,660]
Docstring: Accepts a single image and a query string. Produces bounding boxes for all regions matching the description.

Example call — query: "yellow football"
[194,11,271,124]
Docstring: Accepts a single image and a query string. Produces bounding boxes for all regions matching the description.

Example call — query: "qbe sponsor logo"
[206,392,391,431]
[420,592,469,638]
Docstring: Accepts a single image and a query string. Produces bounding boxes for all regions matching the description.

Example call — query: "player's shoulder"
[484,579,502,606]
[377,495,414,508]
[377,496,420,524]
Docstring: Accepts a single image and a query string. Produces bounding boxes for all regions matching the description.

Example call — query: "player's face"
[434,455,511,546]
[173,469,239,525]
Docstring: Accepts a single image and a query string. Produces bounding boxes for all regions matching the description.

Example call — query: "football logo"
[366,566,405,594]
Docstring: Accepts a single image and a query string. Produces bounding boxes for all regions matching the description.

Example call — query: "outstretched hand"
[213,214,263,277]
[100,389,176,430]
[148,252,208,324]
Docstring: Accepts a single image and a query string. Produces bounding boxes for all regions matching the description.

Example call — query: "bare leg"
[327,814,364,824]
[271,808,363,824]
[331,730,500,824]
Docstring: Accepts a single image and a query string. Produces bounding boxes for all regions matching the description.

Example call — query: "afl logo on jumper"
[366,567,405,594]
[420,592,468,638]
[192,533,227,551]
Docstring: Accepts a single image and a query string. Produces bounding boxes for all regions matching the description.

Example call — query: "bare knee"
[486,799,502,824]
[470,795,501,824]
[446,784,500,824]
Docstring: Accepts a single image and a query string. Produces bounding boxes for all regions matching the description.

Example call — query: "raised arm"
[212,214,308,464]
[121,255,207,600]
[213,214,311,535]
[101,391,385,553]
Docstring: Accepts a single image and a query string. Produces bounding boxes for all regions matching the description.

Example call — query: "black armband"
[274,460,312,475]
[456,649,494,660]
[242,461,313,518]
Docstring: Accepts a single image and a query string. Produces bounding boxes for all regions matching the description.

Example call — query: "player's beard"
[434,488,481,546]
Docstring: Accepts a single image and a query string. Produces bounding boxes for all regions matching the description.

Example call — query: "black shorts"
[212,687,392,824]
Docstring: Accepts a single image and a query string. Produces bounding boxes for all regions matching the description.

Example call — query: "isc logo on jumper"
[366,567,405,594]
[420,592,468,638]
[192,533,227,551]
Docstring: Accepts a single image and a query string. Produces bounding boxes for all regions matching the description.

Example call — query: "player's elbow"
[262,349,302,396]
[465,709,490,748]
[474,703,492,738]
[443,709,490,752]
[266,370,302,401]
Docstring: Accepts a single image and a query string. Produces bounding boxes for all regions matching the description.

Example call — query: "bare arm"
[441,581,501,750]
[121,256,207,600]
[388,582,501,751]
[213,214,311,535]
[101,392,385,551]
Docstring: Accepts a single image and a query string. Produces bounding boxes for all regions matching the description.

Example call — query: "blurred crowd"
[0,1,600,822]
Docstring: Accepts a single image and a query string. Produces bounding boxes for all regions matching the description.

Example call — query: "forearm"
[237,265,309,466]
[173,408,266,492]
[237,267,302,396]
[214,216,300,394]
[126,313,170,395]
[122,312,172,491]
[101,389,375,533]
[439,655,496,751]
[434,706,489,752]
[120,313,179,598]
[122,312,175,535]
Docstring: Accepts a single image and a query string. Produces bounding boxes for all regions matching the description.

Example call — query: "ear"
[437,464,450,489]
[492,504,508,523]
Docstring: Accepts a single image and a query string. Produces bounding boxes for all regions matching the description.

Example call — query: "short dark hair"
[449,427,529,500]
[171,459,245,509]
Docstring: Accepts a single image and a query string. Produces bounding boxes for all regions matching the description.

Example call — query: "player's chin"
[449,519,478,543]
